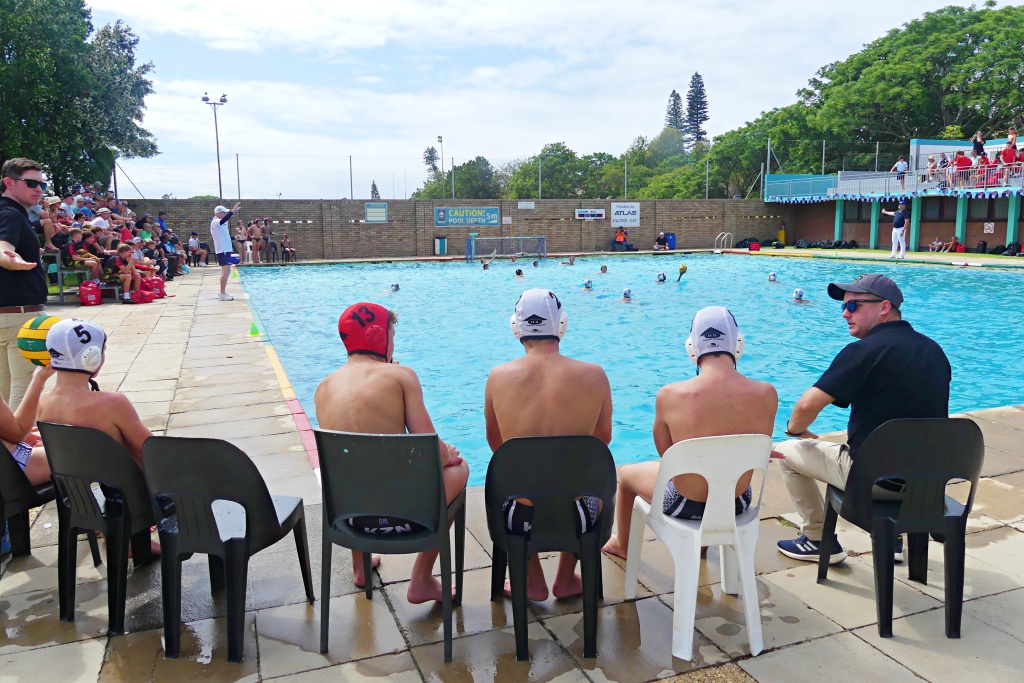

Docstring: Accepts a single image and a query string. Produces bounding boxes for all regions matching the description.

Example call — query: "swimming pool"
[244,255,1024,485]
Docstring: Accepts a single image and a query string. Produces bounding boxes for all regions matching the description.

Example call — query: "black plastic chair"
[1,442,100,566]
[142,436,314,663]
[315,429,466,663]
[485,435,616,660]
[37,422,156,634]
[817,418,985,638]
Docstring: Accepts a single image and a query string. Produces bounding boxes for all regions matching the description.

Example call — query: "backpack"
[1006,243,1021,256]
[989,245,1006,255]
[794,239,809,248]
[78,280,102,306]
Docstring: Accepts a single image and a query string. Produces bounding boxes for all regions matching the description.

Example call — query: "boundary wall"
[127,199,791,259]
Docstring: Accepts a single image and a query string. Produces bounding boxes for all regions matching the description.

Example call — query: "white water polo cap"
[686,306,744,364]
[510,289,568,341]
[46,318,106,374]
[793,288,804,300]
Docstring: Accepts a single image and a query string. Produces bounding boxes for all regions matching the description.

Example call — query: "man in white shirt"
[210,203,241,301]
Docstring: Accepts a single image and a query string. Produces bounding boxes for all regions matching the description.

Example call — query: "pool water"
[244,255,1024,485]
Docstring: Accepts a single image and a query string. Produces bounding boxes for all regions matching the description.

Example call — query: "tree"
[449,156,500,198]
[506,143,582,199]
[684,72,710,146]
[799,4,1024,142]
[422,146,439,173]
[0,1,157,192]
[665,90,684,133]
[370,180,380,199]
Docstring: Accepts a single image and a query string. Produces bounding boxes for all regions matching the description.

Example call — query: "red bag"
[130,290,154,304]
[78,281,102,306]
[749,242,761,251]
[147,277,165,299]
[140,277,154,292]
[956,244,966,253]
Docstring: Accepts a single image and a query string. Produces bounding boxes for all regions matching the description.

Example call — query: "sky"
[88,0,1008,200]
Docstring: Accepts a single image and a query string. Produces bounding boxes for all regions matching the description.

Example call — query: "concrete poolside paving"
[2,267,1024,682]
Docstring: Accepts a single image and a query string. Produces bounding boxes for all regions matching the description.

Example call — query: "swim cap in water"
[46,318,106,374]
[338,302,391,359]
[510,289,568,341]
[622,288,632,299]
[793,288,804,300]
[584,279,593,289]
[678,264,688,275]
[686,306,744,365]
[768,272,777,281]
[656,272,666,282]
[391,283,400,291]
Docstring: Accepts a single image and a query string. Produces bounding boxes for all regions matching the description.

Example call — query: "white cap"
[46,318,106,374]
[622,288,632,298]
[214,205,229,214]
[132,236,143,243]
[793,288,804,300]
[768,272,777,280]
[686,306,744,365]
[510,289,568,342]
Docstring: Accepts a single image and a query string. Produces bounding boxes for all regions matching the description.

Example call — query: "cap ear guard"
[511,310,568,339]
[686,332,744,364]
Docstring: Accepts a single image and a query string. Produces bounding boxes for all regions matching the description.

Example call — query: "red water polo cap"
[338,302,391,359]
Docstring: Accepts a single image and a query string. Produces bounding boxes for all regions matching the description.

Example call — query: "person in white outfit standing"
[210,202,241,300]
[881,200,909,259]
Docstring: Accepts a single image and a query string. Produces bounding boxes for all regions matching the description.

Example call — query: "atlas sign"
[611,202,640,228]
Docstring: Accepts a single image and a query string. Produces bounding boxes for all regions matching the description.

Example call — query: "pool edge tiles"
[239,269,321,470]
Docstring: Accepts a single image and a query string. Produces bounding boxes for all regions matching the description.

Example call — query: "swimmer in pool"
[532,260,539,267]
[621,288,632,302]
[676,263,688,282]
[599,265,608,274]
[510,255,517,263]
[315,302,469,603]
[583,279,593,290]
[481,250,496,269]
[515,269,524,279]
[768,272,778,283]
[560,255,576,266]
[391,283,400,291]
[656,272,667,283]
[485,288,612,600]
[792,288,811,304]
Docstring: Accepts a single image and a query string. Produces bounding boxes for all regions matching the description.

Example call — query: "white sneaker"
[198,262,207,267]
[218,293,233,301]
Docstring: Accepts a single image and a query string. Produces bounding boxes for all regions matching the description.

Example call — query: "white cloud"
[94,0,1012,198]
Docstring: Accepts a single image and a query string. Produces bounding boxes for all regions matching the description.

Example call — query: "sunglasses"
[840,299,884,314]
[12,177,48,191]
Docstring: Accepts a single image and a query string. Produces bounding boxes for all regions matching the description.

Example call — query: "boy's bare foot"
[602,534,627,560]
[551,573,584,599]
[352,553,381,588]
[503,578,549,602]
[407,575,457,604]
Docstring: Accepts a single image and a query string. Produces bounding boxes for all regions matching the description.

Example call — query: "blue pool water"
[244,255,1024,485]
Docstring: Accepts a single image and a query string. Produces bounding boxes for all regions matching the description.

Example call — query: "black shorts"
[216,252,233,266]
[501,496,600,536]
[662,480,753,520]
[347,516,426,534]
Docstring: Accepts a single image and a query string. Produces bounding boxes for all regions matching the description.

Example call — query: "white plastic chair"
[623,434,772,660]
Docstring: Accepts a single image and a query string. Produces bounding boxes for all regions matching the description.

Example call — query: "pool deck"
[3,265,1024,683]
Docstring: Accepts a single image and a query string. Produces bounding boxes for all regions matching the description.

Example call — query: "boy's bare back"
[315,360,413,434]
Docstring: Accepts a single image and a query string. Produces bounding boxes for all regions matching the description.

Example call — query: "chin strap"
[89,378,100,392]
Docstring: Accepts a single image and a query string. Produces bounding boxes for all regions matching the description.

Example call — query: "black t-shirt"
[892,209,910,229]
[0,196,47,306]
[814,320,950,456]
[51,231,70,249]
[655,236,668,246]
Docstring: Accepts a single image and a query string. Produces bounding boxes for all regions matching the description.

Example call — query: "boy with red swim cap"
[314,302,469,604]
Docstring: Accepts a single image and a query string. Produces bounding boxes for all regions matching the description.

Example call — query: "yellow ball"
[678,264,688,275]
[17,315,60,366]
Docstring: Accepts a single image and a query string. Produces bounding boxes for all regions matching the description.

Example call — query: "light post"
[202,92,228,199]
[437,135,444,200]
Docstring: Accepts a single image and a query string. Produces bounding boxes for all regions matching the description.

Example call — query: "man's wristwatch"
[784,423,803,437]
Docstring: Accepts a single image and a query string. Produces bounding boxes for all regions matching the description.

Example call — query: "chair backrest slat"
[485,436,617,554]
[650,434,772,536]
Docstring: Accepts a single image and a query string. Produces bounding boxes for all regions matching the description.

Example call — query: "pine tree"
[423,146,439,173]
[684,73,710,145]
[665,90,684,133]
[370,180,381,199]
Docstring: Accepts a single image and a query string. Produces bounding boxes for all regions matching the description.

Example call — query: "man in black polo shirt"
[0,158,49,408]
[775,274,950,564]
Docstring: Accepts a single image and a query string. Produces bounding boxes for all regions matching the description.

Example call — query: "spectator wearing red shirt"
[1001,142,1019,184]
[953,151,973,187]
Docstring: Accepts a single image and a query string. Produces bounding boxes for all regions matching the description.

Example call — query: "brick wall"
[128,198,789,259]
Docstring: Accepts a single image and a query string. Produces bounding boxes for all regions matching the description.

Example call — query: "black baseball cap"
[827,274,904,309]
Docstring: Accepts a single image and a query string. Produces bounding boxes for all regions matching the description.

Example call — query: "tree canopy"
[0,0,157,192]
[411,4,1024,199]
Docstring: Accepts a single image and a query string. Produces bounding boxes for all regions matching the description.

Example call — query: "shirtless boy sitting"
[484,289,613,600]
[37,318,160,553]
[314,302,469,604]
[603,307,778,560]
[2,365,55,486]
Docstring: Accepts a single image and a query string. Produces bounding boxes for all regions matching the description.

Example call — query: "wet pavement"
[2,267,1023,682]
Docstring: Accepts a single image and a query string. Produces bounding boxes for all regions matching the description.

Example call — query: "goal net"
[465,236,547,262]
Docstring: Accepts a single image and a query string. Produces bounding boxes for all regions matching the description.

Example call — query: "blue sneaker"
[777,534,847,564]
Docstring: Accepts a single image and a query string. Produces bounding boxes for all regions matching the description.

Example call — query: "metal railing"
[713,232,733,253]
[837,167,1024,196]
[763,175,837,200]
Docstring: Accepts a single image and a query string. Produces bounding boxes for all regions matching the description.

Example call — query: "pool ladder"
[714,232,733,254]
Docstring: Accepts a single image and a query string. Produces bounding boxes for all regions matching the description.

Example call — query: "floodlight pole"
[202,93,228,199]
[437,136,445,200]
